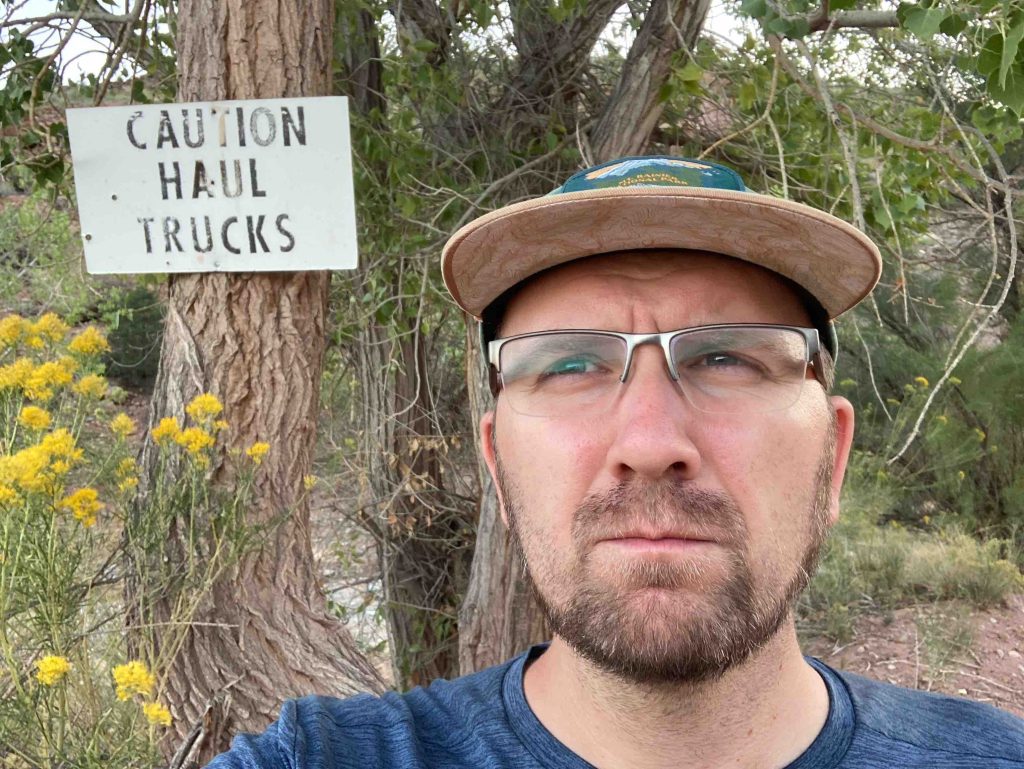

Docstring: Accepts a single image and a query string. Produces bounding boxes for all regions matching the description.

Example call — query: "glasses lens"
[670,327,809,413]
[498,332,626,417]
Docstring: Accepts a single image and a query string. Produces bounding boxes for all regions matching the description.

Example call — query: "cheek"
[496,409,607,540]
[705,407,827,543]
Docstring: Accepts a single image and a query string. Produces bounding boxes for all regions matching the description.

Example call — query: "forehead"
[500,250,813,336]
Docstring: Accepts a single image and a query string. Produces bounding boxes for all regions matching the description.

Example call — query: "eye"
[700,352,747,368]
[539,355,604,378]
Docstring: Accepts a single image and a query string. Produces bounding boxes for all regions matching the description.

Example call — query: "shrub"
[0,312,268,767]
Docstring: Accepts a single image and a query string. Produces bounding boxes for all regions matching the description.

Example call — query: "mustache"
[571,480,746,549]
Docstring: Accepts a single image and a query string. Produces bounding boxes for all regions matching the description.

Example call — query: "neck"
[523,621,829,769]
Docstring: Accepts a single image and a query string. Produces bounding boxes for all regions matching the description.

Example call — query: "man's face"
[480,251,854,685]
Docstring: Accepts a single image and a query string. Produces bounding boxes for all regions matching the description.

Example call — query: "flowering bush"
[0,312,269,766]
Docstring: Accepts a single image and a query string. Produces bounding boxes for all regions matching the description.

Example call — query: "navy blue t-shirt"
[209,645,1024,768]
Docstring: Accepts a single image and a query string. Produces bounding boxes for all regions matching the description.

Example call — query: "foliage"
[801,461,1024,642]
[0,194,95,321]
[101,286,164,390]
[0,311,268,767]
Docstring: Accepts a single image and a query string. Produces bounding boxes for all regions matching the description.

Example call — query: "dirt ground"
[804,594,1024,717]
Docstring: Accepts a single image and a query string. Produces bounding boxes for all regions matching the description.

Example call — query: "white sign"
[66,96,358,274]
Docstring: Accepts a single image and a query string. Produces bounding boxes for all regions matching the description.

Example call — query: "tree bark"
[590,0,711,161]
[131,2,384,764]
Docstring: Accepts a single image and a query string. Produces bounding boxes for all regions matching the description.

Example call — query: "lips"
[600,530,715,543]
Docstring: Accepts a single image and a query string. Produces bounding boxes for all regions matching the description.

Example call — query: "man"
[210,156,1024,768]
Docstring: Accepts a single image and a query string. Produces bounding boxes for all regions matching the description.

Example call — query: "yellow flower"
[60,488,103,527]
[175,426,215,455]
[35,655,71,686]
[303,474,317,491]
[143,701,172,727]
[112,660,154,701]
[0,314,25,349]
[246,442,270,465]
[18,406,51,431]
[0,485,20,506]
[40,429,83,464]
[115,457,139,492]
[73,374,108,399]
[922,514,931,525]
[24,361,73,401]
[213,419,229,432]
[0,358,33,391]
[958,470,966,480]
[949,376,962,386]
[25,335,44,349]
[110,413,136,438]
[32,313,69,342]
[914,376,929,388]
[67,326,110,356]
[57,355,79,375]
[0,429,83,494]
[151,417,182,445]
[117,476,139,493]
[974,428,986,443]
[185,393,223,423]
[0,445,51,493]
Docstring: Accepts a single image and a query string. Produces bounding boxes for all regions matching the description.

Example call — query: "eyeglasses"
[488,324,823,417]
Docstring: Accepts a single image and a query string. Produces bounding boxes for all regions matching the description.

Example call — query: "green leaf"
[739,81,758,110]
[986,64,1024,115]
[970,104,999,131]
[829,0,858,10]
[786,17,811,38]
[677,61,704,82]
[939,13,967,36]
[979,34,1003,76]
[764,15,791,35]
[902,7,946,40]
[739,0,767,17]
[999,18,1024,89]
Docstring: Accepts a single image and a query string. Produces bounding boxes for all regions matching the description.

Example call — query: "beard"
[496,420,836,686]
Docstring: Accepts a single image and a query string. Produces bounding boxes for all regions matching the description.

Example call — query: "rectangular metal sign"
[66,96,358,273]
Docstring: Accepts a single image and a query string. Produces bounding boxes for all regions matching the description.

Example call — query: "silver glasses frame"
[487,323,824,395]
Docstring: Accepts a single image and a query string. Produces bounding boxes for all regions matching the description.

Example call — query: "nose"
[605,344,703,482]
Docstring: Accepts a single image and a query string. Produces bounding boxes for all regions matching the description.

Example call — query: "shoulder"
[207,657,519,769]
[833,665,1024,766]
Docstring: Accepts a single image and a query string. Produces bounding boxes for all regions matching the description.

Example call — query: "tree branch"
[591,0,712,161]
[807,7,899,32]
[390,0,454,65]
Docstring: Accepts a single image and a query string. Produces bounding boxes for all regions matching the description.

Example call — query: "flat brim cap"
[442,157,882,321]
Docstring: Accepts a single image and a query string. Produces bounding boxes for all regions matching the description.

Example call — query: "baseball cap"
[441,155,882,356]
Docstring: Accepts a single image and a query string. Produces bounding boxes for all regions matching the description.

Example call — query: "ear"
[480,410,510,528]
[826,395,856,527]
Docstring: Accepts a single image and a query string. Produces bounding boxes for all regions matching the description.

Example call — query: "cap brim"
[442,186,882,320]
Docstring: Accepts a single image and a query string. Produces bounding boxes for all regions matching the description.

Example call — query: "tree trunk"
[354,301,474,689]
[590,0,711,161]
[131,2,384,764]
[458,324,548,673]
